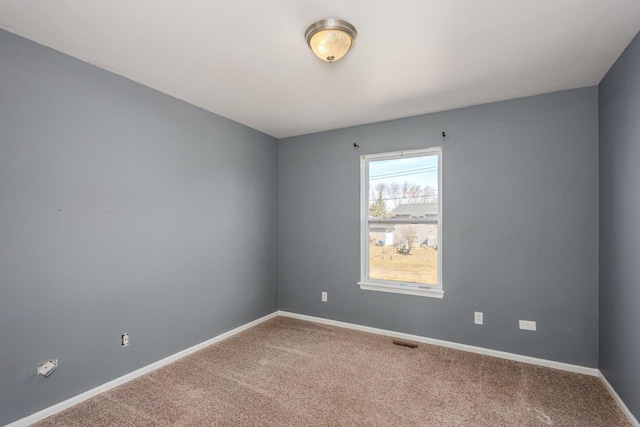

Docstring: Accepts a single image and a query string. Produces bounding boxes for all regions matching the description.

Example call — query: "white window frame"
[358,147,444,299]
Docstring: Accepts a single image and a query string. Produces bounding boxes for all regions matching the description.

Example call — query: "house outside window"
[359,147,443,298]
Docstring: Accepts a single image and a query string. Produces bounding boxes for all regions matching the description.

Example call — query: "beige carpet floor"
[34,316,628,426]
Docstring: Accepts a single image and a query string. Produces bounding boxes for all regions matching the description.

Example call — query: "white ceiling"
[1,1,639,138]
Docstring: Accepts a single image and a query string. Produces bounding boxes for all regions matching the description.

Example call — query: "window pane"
[368,155,438,217]
[367,153,439,286]
[368,222,438,285]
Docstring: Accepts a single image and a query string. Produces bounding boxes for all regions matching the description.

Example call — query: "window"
[359,147,443,298]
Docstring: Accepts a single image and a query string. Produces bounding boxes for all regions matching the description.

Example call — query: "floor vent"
[393,339,418,348]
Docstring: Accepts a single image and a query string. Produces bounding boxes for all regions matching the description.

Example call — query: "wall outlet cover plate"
[474,312,483,325]
[519,320,537,331]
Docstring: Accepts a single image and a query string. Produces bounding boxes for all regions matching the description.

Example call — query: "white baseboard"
[5,311,279,427]
[9,310,637,427]
[598,371,640,427]
[277,311,599,376]
[279,311,640,425]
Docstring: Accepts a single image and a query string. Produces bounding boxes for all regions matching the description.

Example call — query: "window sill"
[358,281,444,299]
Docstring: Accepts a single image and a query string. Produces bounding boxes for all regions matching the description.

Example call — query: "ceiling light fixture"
[305,18,357,63]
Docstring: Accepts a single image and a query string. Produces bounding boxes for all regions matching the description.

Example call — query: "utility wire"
[369,167,438,180]
[369,195,439,202]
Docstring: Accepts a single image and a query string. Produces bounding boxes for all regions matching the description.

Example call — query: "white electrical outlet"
[519,320,537,331]
[474,312,483,325]
[121,333,130,347]
[321,292,327,302]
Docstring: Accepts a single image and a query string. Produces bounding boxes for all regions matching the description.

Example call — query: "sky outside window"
[369,155,438,211]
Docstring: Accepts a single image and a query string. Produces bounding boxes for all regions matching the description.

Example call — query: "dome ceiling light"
[305,18,357,63]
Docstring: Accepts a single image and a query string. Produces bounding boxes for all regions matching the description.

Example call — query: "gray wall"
[0,29,279,425]
[279,87,599,367]
[599,31,640,420]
